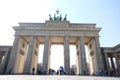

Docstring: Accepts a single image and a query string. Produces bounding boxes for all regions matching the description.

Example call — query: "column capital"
[64,36,69,40]
[79,36,84,40]
[29,36,35,38]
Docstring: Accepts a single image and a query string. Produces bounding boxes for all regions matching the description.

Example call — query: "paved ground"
[0,75,119,80]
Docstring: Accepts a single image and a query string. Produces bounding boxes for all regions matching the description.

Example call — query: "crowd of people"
[37,66,66,75]
[36,67,120,77]
[95,69,119,77]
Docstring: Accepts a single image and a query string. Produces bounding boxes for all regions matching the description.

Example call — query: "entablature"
[14,21,101,37]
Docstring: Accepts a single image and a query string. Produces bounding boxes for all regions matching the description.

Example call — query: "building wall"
[0,46,12,74]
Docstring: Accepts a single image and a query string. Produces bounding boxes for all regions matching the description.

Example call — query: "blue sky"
[50,0,120,47]
[0,0,120,70]
[0,0,120,47]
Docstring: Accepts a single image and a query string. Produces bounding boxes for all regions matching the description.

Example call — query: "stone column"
[32,40,39,74]
[104,52,111,75]
[104,52,110,69]
[110,56,115,69]
[0,54,4,74]
[76,51,79,74]
[86,44,93,75]
[64,36,70,74]
[93,36,104,72]
[6,35,20,73]
[48,48,51,70]
[33,51,38,74]
[24,36,35,74]
[42,36,51,73]
[1,50,10,73]
[114,53,120,75]
[77,36,87,75]
[0,55,3,63]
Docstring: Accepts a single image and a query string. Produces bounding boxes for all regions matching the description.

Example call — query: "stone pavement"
[0,75,119,80]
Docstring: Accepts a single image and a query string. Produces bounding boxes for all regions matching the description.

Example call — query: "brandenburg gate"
[5,12,104,75]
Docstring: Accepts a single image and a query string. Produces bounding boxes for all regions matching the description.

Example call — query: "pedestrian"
[32,67,35,75]
[57,70,59,75]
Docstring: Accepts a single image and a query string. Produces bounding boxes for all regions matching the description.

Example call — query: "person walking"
[32,67,35,75]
